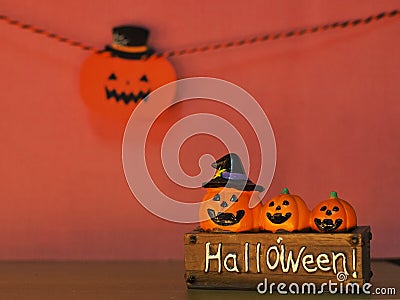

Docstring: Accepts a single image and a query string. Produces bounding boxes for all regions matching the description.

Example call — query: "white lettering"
[256,242,261,273]
[266,245,280,270]
[316,253,331,272]
[302,254,317,272]
[277,282,287,294]
[244,242,249,272]
[223,253,239,272]
[280,246,306,273]
[257,278,268,294]
[352,248,357,278]
[204,242,222,273]
[332,252,348,275]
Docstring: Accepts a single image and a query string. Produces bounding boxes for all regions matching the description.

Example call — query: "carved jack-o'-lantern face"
[311,192,357,232]
[199,187,260,232]
[259,188,310,232]
[105,71,150,104]
[80,52,176,121]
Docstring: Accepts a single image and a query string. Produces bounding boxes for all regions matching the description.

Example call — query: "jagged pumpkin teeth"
[80,25,176,121]
[199,153,264,233]
[259,188,310,232]
[310,191,357,233]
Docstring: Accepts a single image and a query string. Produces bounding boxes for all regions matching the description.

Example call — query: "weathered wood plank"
[184,226,370,246]
[185,245,364,276]
[184,226,371,290]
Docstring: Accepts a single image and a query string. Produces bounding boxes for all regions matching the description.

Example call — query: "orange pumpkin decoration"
[199,188,261,232]
[259,188,310,232]
[310,191,357,232]
[80,26,176,123]
[199,153,264,232]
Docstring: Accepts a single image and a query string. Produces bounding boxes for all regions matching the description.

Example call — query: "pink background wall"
[1,0,399,259]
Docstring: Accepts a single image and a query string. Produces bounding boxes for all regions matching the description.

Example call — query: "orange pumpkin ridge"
[310,191,357,233]
[259,188,310,233]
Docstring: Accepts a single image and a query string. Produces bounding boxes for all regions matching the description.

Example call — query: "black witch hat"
[104,26,155,59]
[202,153,264,192]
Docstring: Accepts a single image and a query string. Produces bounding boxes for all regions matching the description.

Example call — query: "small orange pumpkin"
[310,191,357,232]
[259,188,310,232]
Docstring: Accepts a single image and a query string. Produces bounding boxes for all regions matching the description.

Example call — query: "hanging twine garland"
[0,9,399,59]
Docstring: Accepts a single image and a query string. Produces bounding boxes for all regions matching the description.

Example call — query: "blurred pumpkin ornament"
[259,188,310,232]
[80,26,177,131]
[199,153,264,233]
[310,191,357,233]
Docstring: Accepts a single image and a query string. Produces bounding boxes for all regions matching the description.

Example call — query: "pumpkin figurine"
[199,153,264,232]
[80,26,177,124]
[259,188,310,232]
[311,191,357,233]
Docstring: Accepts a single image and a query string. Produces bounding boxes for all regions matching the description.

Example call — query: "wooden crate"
[184,226,371,290]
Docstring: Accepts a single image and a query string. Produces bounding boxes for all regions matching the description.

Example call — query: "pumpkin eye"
[332,206,339,212]
[108,73,117,80]
[283,200,289,206]
[140,75,148,82]
[320,205,327,211]
[213,194,220,201]
[230,195,238,202]
[268,201,275,207]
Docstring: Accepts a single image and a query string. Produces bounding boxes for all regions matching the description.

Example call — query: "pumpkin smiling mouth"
[207,209,245,226]
[267,212,292,224]
[105,87,150,104]
[314,218,343,232]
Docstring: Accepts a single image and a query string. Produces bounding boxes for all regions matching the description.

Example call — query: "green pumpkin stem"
[281,187,290,194]
[330,191,338,199]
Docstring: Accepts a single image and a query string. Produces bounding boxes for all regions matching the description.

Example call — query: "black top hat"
[104,26,155,59]
[202,153,264,192]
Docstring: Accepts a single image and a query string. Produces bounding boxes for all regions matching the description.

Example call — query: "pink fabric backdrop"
[0,0,399,259]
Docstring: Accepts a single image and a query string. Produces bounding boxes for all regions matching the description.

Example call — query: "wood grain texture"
[0,260,396,299]
[184,226,371,290]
